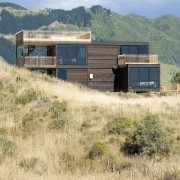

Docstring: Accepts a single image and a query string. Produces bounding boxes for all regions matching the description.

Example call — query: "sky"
[1,0,180,18]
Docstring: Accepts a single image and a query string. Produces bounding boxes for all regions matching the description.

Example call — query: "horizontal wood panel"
[88,56,118,60]
[89,82,114,92]
[67,69,87,83]
[88,51,118,56]
[88,45,119,57]
[88,59,117,65]
[89,69,114,82]
[88,45,119,51]
[88,64,113,68]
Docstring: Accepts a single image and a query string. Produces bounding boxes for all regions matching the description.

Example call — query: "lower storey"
[31,64,160,92]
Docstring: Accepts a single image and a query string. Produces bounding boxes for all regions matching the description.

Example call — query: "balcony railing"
[16,30,91,45]
[16,56,56,68]
[118,54,158,66]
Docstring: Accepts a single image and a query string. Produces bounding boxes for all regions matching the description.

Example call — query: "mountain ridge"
[0,4,180,67]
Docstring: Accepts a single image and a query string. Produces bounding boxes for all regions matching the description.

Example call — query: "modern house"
[16,30,160,92]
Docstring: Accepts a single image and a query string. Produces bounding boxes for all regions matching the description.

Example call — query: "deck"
[16,56,56,68]
[16,30,92,46]
[118,54,158,66]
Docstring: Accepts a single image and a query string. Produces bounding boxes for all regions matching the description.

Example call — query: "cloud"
[2,0,180,18]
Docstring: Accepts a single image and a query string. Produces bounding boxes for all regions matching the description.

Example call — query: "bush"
[107,117,137,136]
[15,89,40,105]
[88,142,108,159]
[52,100,67,118]
[19,157,38,171]
[48,118,67,130]
[171,72,180,83]
[123,114,173,156]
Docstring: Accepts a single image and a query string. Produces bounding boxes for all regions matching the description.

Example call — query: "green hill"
[0,2,27,10]
[0,4,179,70]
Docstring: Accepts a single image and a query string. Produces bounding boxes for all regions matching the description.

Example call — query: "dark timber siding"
[88,45,119,68]
[67,69,88,86]
[87,44,119,91]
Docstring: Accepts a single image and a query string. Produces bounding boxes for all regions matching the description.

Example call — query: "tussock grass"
[0,59,180,179]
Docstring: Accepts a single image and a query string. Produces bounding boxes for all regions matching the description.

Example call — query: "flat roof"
[91,41,149,46]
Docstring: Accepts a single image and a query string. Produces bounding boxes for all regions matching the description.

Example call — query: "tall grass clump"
[15,88,40,105]
[123,114,173,156]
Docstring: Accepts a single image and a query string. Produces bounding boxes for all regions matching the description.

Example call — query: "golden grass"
[0,59,180,179]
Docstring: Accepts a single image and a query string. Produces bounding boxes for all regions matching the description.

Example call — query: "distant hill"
[0,2,27,10]
[0,4,180,68]
[0,37,15,64]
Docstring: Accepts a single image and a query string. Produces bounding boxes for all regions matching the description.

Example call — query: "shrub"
[52,100,67,118]
[171,72,180,83]
[0,138,16,162]
[48,118,67,130]
[159,91,168,97]
[107,117,137,136]
[19,157,38,171]
[15,89,40,105]
[88,142,108,159]
[123,114,173,156]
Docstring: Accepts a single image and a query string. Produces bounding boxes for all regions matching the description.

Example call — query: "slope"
[0,59,179,179]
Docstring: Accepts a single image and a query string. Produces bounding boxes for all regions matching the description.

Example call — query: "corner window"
[58,45,86,65]
[130,67,159,89]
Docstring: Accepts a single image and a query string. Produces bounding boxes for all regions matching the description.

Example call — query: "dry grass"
[0,59,180,180]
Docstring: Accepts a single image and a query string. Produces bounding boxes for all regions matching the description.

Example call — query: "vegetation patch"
[15,89,40,105]
[51,100,67,118]
[48,117,68,130]
[88,142,108,159]
[19,157,38,171]
[107,117,138,136]
[123,114,173,156]
[171,72,180,83]
[0,138,16,162]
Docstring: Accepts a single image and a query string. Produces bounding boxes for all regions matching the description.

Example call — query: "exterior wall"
[67,69,88,86]
[87,44,119,91]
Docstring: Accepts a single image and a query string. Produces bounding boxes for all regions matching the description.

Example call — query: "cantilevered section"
[118,54,158,67]
[16,30,92,46]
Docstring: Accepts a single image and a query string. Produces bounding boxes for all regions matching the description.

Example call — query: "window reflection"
[130,67,159,89]
[58,45,86,65]
[121,45,148,55]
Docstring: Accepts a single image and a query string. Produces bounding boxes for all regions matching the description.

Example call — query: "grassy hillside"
[0,59,179,179]
[160,62,180,83]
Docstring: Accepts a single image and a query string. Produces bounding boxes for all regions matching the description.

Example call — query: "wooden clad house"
[16,30,160,92]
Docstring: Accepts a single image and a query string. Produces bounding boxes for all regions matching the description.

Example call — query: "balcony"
[118,54,158,66]
[16,56,56,68]
[16,30,92,46]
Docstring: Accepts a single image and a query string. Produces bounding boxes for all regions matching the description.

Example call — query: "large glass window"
[121,46,129,54]
[120,45,148,55]
[58,45,68,64]
[58,45,86,65]
[130,46,138,55]
[130,68,139,81]
[130,67,159,89]
[139,46,148,55]
[58,69,67,80]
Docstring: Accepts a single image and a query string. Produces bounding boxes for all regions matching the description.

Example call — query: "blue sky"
[2,0,180,18]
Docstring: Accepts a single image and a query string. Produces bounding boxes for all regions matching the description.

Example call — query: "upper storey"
[16,30,92,46]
